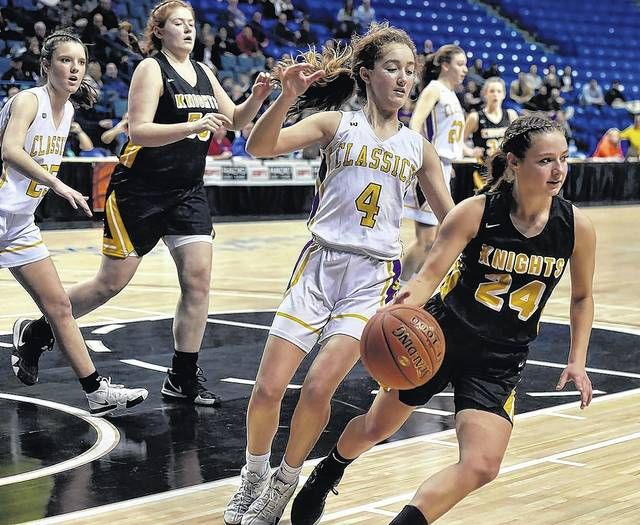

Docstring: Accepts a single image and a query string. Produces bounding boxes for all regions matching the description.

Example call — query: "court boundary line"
[27,386,640,524]
[0,393,120,487]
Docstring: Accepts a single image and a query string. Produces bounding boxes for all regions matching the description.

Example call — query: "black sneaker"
[11,318,55,386]
[290,457,343,525]
[161,367,221,406]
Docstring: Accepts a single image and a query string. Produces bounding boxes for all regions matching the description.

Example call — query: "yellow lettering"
[491,248,507,270]
[335,142,345,168]
[543,256,555,277]
[505,251,515,272]
[398,158,410,182]
[514,253,529,274]
[380,151,393,173]
[391,154,401,178]
[554,258,566,278]
[369,147,382,170]
[355,145,368,167]
[479,244,494,266]
[528,255,543,276]
[343,143,354,166]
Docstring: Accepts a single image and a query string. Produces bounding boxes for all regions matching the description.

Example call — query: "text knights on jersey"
[478,243,567,278]
[174,94,219,110]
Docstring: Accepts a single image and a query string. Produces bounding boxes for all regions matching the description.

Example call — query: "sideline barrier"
[28,157,640,221]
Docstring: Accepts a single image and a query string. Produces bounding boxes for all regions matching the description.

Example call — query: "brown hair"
[480,115,568,194]
[141,0,196,55]
[41,29,96,108]
[273,22,417,119]
[422,44,465,85]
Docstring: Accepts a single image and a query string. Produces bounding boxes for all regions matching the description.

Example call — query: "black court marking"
[0,312,639,522]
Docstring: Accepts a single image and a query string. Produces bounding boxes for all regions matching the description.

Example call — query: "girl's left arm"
[556,207,596,408]
[203,65,272,131]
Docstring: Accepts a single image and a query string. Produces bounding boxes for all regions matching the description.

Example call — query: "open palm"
[279,63,326,98]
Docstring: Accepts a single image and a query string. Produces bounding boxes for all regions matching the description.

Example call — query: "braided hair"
[41,29,97,108]
[479,115,567,194]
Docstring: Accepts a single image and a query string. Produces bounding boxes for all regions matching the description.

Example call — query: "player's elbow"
[245,139,269,158]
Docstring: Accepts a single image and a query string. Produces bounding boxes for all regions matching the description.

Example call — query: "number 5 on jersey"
[355,182,381,228]
[187,112,211,141]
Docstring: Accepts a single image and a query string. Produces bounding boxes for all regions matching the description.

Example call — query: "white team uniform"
[0,86,73,268]
[404,79,465,225]
[271,110,424,352]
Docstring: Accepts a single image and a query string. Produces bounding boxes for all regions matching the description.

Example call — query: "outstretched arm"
[556,207,596,409]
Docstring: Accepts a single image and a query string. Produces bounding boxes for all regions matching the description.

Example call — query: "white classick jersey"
[422,80,465,161]
[309,110,424,260]
[0,86,73,215]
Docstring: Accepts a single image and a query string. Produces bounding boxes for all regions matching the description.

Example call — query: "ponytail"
[71,78,98,109]
[478,150,513,194]
[421,44,464,86]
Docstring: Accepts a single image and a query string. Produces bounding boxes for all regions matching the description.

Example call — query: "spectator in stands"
[0,85,20,106]
[65,121,95,156]
[462,79,482,112]
[509,72,533,104]
[227,0,247,30]
[298,19,317,46]
[90,0,119,31]
[235,25,261,56]
[467,58,485,87]
[84,61,104,101]
[215,25,240,56]
[100,113,129,155]
[604,79,625,106]
[1,52,35,83]
[337,0,357,37]
[20,37,41,79]
[102,61,128,101]
[581,79,605,106]
[420,38,434,57]
[543,64,561,90]
[274,13,299,46]
[483,63,500,79]
[355,0,376,30]
[591,128,623,159]
[248,11,270,50]
[194,32,219,70]
[32,21,47,47]
[232,122,254,157]
[208,126,233,159]
[524,64,542,91]
[560,65,574,93]
[82,12,108,45]
[525,85,563,114]
[555,108,572,138]
[620,114,640,157]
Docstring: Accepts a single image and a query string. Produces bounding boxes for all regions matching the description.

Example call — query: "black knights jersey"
[472,109,511,158]
[439,192,575,346]
[113,52,217,194]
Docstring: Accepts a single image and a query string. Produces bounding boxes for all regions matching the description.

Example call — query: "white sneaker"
[224,466,270,524]
[86,377,148,417]
[241,470,299,525]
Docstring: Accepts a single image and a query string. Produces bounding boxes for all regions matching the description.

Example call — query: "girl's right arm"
[1,92,91,216]
[247,63,339,158]
[127,58,231,147]
[409,83,439,134]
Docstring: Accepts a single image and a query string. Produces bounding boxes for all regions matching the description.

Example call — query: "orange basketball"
[360,304,446,390]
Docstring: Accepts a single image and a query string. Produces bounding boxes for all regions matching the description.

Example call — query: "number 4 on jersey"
[355,182,381,228]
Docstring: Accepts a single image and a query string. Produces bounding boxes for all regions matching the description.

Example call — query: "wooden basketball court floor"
[1,204,639,524]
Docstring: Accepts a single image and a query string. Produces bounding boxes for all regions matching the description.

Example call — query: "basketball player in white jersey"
[224,23,455,525]
[1,30,148,416]
[401,45,482,283]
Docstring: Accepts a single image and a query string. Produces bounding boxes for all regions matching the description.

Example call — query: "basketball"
[360,304,446,390]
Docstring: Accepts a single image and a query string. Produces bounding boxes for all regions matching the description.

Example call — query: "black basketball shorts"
[102,183,214,258]
[398,295,529,423]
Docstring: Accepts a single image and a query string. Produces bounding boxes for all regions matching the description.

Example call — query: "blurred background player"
[3,30,148,416]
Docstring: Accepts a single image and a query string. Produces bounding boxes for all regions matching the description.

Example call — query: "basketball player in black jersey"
[464,76,518,189]
[13,0,273,406]
[290,116,596,525]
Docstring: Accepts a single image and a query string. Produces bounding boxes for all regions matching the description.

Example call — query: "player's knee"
[94,274,129,300]
[179,268,211,301]
[462,455,501,487]
[42,294,73,323]
[299,379,334,407]
[361,417,394,445]
[250,378,286,408]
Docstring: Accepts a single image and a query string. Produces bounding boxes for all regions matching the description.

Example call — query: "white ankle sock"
[246,450,270,477]
[278,459,302,484]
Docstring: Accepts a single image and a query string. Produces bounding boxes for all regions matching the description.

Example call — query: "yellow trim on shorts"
[103,192,135,258]
[275,311,323,334]
[285,243,320,296]
[119,143,142,168]
[0,239,44,253]
[330,312,369,323]
[503,388,516,422]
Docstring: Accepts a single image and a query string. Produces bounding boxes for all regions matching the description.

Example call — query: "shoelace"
[231,474,263,511]
[261,478,291,515]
